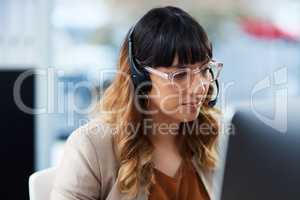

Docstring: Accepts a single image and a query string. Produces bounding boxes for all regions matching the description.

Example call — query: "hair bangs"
[147,21,211,68]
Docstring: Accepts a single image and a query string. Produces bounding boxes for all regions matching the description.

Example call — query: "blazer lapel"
[191,155,214,200]
[135,186,148,200]
[106,181,148,200]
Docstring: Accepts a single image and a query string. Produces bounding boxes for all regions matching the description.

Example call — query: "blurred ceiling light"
[52,1,110,29]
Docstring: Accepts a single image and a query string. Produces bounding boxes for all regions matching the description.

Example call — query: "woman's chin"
[177,105,201,122]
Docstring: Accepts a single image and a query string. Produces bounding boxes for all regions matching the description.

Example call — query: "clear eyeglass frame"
[142,60,223,89]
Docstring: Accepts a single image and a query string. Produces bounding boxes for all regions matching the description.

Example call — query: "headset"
[127,25,219,107]
[127,25,151,97]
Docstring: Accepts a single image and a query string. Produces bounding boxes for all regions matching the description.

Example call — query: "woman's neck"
[144,112,180,149]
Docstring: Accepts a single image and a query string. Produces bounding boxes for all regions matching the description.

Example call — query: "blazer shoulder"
[67,118,118,162]
[72,118,115,142]
[51,119,110,200]
[63,118,119,199]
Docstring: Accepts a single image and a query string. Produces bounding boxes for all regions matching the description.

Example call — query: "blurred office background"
[0,0,299,199]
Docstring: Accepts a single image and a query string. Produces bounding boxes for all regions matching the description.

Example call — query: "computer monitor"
[0,68,35,200]
[221,98,300,200]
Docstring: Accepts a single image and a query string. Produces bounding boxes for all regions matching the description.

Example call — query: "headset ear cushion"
[208,79,219,107]
[138,67,152,94]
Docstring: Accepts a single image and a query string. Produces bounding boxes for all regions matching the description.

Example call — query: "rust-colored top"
[149,158,209,200]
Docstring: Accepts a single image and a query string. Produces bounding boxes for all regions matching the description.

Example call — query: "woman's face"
[147,56,210,123]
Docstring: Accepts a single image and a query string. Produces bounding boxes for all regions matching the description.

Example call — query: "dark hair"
[129,6,212,69]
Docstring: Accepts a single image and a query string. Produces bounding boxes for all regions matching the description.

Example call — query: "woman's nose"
[188,74,206,94]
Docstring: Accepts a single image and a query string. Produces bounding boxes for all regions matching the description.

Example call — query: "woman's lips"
[181,95,205,107]
[181,102,201,111]
[181,102,201,106]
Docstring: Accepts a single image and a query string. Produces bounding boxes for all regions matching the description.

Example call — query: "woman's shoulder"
[66,118,116,168]
[65,117,119,173]
[52,118,119,200]
[67,118,116,149]
[64,117,119,183]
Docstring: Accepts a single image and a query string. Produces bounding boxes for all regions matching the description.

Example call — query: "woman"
[51,6,223,200]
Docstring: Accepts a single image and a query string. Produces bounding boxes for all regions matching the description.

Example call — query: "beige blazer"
[50,118,222,200]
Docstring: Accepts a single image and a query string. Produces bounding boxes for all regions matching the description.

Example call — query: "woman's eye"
[201,67,210,75]
[174,71,188,80]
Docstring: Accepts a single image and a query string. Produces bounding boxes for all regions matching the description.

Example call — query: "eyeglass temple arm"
[135,58,169,80]
[144,66,169,80]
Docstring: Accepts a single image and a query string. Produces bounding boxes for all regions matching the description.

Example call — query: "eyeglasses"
[143,60,223,90]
